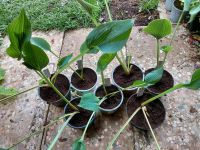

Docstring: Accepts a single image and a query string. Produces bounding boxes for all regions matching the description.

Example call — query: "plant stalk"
[0,85,39,103]
[81,112,96,141]
[80,56,84,79]
[101,70,108,95]
[39,71,78,111]
[142,107,161,150]
[104,0,112,21]
[156,39,160,67]
[141,84,184,106]
[51,51,59,58]
[69,66,83,80]
[170,11,185,46]
[106,107,141,150]
[7,113,76,150]
[116,54,130,75]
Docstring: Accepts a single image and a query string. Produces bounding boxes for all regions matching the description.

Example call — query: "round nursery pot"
[112,63,144,99]
[38,74,71,107]
[170,0,184,23]
[71,68,98,95]
[126,92,166,130]
[165,0,173,11]
[145,68,174,94]
[95,84,124,114]
[64,97,95,129]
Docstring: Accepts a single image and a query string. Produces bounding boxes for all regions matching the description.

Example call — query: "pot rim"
[172,0,183,12]
[125,91,166,131]
[145,68,174,95]
[94,84,124,112]
[64,97,95,129]
[111,63,144,91]
[38,73,71,103]
[70,67,98,92]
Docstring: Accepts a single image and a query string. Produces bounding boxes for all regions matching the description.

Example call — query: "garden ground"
[0,1,200,150]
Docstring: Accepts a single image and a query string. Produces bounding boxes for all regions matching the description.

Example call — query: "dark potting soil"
[127,92,165,130]
[71,68,97,90]
[174,0,184,10]
[113,64,143,88]
[145,68,174,94]
[65,98,93,127]
[95,85,122,109]
[101,0,159,26]
[39,74,70,102]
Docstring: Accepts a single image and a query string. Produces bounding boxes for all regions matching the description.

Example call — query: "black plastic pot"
[71,67,98,96]
[95,84,124,114]
[145,68,174,95]
[126,92,166,130]
[170,0,184,23]
[64,97,96,129]
[38,74,71,107]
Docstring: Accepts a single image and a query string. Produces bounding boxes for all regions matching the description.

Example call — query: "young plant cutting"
[0,0,200,149]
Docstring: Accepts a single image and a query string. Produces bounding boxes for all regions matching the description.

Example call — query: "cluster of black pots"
[38,62,174,130]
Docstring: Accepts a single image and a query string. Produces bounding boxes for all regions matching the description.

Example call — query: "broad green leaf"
[30,37,51,51]
[160,45,173,53]
[77,0,99,15]
[79,93,100,112]
[143,19,172,39]
[97,53,116,72]
[184,69,200,90]
[184,0,192,11]
[189,4,200,22]
[0,86,18,97]
[57,54,73,69]
[72,138,86,150]
[7,9,31,59]
[81,19,134,53]
[0,68,5,81]
[131,80,149,88]
[22,42,49,71]
[145,67,164,84]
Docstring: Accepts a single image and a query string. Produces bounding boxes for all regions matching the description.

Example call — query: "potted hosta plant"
[95,53,124,114]
[6,9,77,109]
[107,68,200,150]
[143,19,174,94]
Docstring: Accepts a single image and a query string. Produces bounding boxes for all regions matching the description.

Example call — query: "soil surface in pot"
[65,98,93,127]
[71,68,97,90]
[127,92,165,130]
[39,74,70,102]
[101,0,159,26]
[174,0,183,10]
[113,64,143,88]
[95,85,122,109]
[145,68,174,94]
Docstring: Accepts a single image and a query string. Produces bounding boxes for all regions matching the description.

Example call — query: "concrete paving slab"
[0,30,64,149]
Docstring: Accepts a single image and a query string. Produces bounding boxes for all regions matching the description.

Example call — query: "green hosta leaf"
[57,54,73,70]
[145,67,164,84]
[160,45,173,53]
[22,42,49,71]
[81,19,134,53]
[7,9,31,59]
[97,53,116,72]
[30,37,51,51]
[77,0,99,15]
[189,4,200,22]
[184,69,200,90]
[0,68,5,81]
[0,86,18,97]
[131,80,149,88]
[72,138,86,150]
[143,19,172,39]
[184,0,192,11]
[79,93,100,112]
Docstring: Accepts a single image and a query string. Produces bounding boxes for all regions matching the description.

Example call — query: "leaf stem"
[141,83,184,106]
[51,51,59,58]
[0,85,39,103]
[170,11,185,46]
[100,70,108,95]
[156,39,160,67]
[106,107,141,150]
[38,71,78,111]
[116,54,130,75]
[81,56,84,79]
[142,107,160,150]
[80,112,95,141]
[69,66,84,80]
[104,0,112,21]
